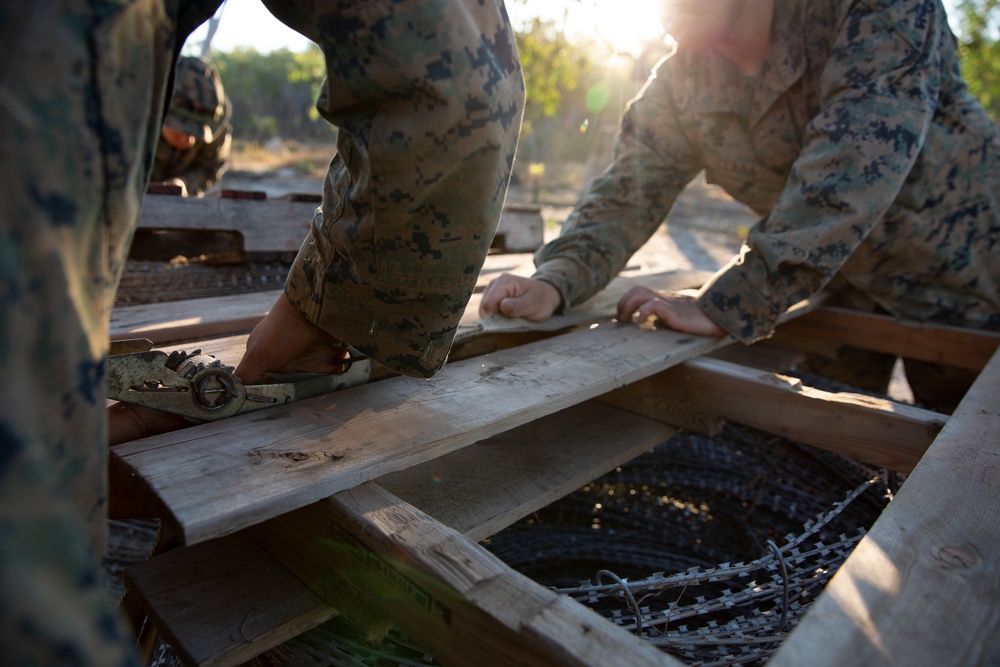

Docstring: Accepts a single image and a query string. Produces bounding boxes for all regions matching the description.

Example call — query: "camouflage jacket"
[281,0,524,377]
[150,116,231,196]
[534,0,1000,342]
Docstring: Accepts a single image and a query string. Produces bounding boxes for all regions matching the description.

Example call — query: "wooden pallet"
[109,268,1000,667]
[137,192,544,256]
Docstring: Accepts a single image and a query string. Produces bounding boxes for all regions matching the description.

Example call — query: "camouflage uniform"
[534,0,999,407]
[0,0,522,664]
[150,55,232,197]
[280,0,524,377]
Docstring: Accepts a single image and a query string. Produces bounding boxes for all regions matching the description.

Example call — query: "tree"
[954,0,1000,122]
[514,18,595,164]
[213,46,333,142]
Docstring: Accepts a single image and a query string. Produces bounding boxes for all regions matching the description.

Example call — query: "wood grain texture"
[769,306,1000,370]
[768,348,1000,667]
[138,195,315,253]
[379,400,676,542]
[125,401,676,666]
[139,193,551,255]
[108,253,537,346]
[123,531,336,667]
[248,482,686,667]
[110,290,279,344]
[111,322,732,545]
[599,356,946,473]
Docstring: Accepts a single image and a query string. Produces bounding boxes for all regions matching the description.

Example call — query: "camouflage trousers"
[0,1,210,663]
[1,0,522,662]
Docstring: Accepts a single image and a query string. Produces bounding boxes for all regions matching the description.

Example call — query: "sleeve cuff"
[696,257,785,344]
[531,256,595,311]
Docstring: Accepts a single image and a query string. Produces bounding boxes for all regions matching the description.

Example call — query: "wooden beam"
[138,194,315,253]
[493,204,544,252]
[111,321,732,546]
[378,400,676,542]
[768,347,1000,667]
[110,290,279,344]
[122,531,336,667]
[768,306,1000,371]
[108,253,536,345]
[139,193,549,255]
[247,482,685,667]
[124,401,676,666]
[599,356,946,473]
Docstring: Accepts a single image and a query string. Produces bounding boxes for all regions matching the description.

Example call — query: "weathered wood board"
[600,356,947,473]
[770,305,1000,371]
[109,252,538,345]
[111,321,733,546]
[123,531,336,667]
[138,194,547,254]
[110,289,279,344]
[110,244,1000,667]
[138,194,315,253]
[768,346,1000,667]
[249,482,686,667]
[124,400,677,666]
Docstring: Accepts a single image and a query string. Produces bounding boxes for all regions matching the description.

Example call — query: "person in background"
[0,0,523,664]
[150,55,232,197]
[481,0,999,414]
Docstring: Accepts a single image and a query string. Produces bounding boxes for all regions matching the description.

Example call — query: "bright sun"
[574,0,667,56]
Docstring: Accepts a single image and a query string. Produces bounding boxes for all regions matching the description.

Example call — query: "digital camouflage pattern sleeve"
[0,0,521,664]
[2,2,223,664]
[532,0,1000,341]
[278,0,525,377]
[531,60,703,310]
[698,0,1000,342]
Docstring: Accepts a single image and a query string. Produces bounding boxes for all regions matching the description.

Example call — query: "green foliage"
[213,45,333,141]
[516,18,588,119]
[954,0,1000,122]
[204,15,668,174]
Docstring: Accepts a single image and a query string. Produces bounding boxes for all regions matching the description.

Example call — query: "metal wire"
[111,423,892,667]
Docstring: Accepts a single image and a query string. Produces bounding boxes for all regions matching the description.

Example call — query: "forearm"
[533,74,699,308]
[282,0,524,377]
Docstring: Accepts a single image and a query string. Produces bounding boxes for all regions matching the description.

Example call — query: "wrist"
[536,279,565,315]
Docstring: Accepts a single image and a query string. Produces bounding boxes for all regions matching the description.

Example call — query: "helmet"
[164,56,229,143]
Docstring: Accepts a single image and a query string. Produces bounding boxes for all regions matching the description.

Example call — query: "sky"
[183,0,965,57]
[182,0,670,57]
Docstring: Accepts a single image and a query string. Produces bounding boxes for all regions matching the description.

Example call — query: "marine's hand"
[616,286,725,337]
[107,293,347,447]
[107,402,190,446]
[479,273,562,321]
[234,291,349,384]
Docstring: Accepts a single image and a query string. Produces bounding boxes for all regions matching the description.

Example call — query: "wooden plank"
[108,253,537,345]
[599,356,946,473]
[138,194,315,253]
[248,482,685,667]
[110,290,279,344]
[139,193,549,255]
[768,306,1000,371]
[123,531,337,667]
[768,348,1000,667]
[124,401,676,666]
[110,321,732,546]
[378,400,676,542]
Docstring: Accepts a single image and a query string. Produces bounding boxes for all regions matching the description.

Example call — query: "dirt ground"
[218,141,914,402]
